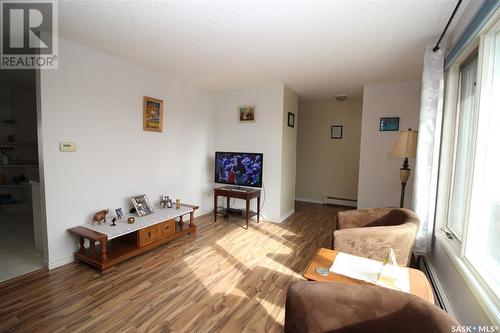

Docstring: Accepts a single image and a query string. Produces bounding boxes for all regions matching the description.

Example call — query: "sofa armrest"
[337,208,394,229]
[333,224,418,266]
[284,281,458,333]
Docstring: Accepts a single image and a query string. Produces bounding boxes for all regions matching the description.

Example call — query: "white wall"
[214,84,285,221]
[280,86,298,218]
[296,100,362,205]
[40,39,216,268]
[357,81,420,209]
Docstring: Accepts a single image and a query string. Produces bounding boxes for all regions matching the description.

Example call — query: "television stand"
[214,187,261,229]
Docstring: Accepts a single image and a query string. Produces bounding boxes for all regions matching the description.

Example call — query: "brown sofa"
[333,208,420,266]
[284,281,458,333]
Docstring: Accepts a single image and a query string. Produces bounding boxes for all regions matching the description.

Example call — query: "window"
[465,27,500,302]
[447,53,478,240]
[438,15,500,323]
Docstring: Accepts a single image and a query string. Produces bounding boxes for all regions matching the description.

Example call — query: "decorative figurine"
[111,217,117,226]
[166,196,173,208]
[175,199,181,209]
[160,200,167,208]
[127,216,135,224]
[92,209,108,225]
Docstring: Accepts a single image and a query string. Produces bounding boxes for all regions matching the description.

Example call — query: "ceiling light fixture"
[335,94,347,101]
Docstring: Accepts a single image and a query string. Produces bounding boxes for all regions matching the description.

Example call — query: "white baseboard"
[324,197,357,207]
[296,197,357,207]
[47,256,75,270]
[295,197,323,204]
[262,209,295,223]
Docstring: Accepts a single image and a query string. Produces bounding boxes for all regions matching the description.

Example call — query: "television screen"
[215,152,263,188]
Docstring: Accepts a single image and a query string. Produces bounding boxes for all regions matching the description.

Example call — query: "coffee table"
[303,248,434,304]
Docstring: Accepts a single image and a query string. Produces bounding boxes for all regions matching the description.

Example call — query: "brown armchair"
[332,208,419,266]
[284,281,458,333]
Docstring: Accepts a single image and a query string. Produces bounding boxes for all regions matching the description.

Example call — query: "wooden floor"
[0,201,343,333]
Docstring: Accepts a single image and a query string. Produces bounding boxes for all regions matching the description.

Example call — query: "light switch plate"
[59,142,77,152]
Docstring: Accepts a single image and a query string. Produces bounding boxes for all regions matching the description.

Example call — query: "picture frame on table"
[131,194,154,217]
[115,208,124,219]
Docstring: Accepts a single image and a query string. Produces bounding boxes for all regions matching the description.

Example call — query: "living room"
[0,0,499,332]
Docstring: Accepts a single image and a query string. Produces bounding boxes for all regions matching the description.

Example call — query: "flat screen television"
[215,152,263,188]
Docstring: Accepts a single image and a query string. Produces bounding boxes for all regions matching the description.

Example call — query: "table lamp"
[389,129,418,208]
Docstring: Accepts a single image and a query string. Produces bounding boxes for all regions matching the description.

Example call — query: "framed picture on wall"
[379,117,399,131]
[239,106,255,122]
[143,96,164,132]
[331,125,343,139]
[288,112,295,128]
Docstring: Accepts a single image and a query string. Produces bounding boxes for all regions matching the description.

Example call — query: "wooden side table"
[213,186,261,229]
[303,248,435,304]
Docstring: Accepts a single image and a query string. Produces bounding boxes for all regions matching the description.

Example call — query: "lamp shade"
[389,130,418,158]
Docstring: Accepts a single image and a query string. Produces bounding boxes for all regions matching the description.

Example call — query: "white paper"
[330,252,384,284]
[330,252,410,293]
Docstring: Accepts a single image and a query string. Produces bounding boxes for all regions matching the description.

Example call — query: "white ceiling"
[59,0,464,101]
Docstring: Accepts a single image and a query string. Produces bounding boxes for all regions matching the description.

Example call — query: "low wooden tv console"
[68,204,198,273]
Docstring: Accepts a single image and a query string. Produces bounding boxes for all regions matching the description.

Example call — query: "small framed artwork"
[380,117,399,131]
[331,125,343,139]
[288,112,295,128]
[239,106,255,122]
[143,96,164,132]
[131,194,154,217]
[115,208,124,219]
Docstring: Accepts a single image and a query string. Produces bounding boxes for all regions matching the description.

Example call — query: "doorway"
[0,69,44,282]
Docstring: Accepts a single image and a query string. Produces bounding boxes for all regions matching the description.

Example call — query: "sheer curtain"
[412,45,444,255]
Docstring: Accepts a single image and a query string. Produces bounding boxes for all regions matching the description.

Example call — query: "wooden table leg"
[90,240,96,257]
[226,196,230,218]
[179,215,184,231]
[214,194,217,222]
[78,236,85,254]
[245,198,250,230]
[101,240,108,262]
[257,194,261,223]
[189,211,195,227]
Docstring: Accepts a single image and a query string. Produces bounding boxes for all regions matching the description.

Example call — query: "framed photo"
[288,112,295,128]
[380,117,399,131]
[143,96,164,132]
[331,125,343,139]
[115,208,124,219]
[131,194,154,217]
[239,106,255,122]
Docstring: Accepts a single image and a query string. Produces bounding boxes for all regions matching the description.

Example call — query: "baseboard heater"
[418,256,448,312]
[323,196,358,207]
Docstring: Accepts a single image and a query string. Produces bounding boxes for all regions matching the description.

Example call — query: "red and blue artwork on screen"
[215,152,263,188]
